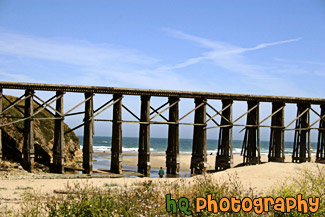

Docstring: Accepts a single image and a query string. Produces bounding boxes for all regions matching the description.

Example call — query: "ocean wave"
[86,145,316,155]
[93,146,111,152]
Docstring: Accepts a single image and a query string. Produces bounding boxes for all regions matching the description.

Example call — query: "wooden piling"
[166,97,180,175]
[0,89,2,162]
[23,89,35,172]
[53,91,65,173]
[83,92,94,174]
[242,101,260,165]
[191,98,207,174]
[268,102,285,162]
[316,104,325,163]
[138,95,151,176]
[215,99,233,171]
[111,94,123,173]
[292,103,310,163]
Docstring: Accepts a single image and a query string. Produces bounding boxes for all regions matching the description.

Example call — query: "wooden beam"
[2,95,25,116]
[2,81,325,104]
[150,106,168,122]
[0,89,2,162]
[215,99,233,171]
[316,104,325,163]
[241,101,260,165]
[190,98,207,174]
[23,89,35,172]
[111,94,123,174]
[166,97,180,175]
[83,92,94,174]
[138,95,151,176]
[2,93,29,114]
[150,100,178,121]
[53,91,65,173]
[206,102,231,124]
[292,103,310,163]
[268,102,285,162]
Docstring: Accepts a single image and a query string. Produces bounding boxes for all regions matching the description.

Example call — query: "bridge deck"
[0,81,324,104]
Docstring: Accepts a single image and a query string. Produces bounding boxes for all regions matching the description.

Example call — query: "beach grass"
[4,166,324,216]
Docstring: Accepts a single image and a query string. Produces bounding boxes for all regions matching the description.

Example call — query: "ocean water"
[79,136,317,178]
[79,136,318,155]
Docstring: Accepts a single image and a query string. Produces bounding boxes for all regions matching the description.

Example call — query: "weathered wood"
[215,99,233,171]
[150,106,168,122]
[83,92,94,174]
[206,112,220,126]
[53,91,65,173]
[150,100,178,121]
[2,93,28,114]
[282,105,285,162]
[93,98,113,114]
[138,95,151,176]
[179,102,205,122]
[2,80,325,174]
[166,97,180,175]
[2,95,25,116]
[92,97,122,119]
[2,81,325,104]
[122,104,140,121]
[23,89,35,172]
[111,94,123,174]
[241,101,260,165]
[292,103,310,163]
[191,98,207,174]
[269,102,285,162]
[0,89,2,162]
[316,104,325,163]
[206,103,231,124]
[65,95,93,115]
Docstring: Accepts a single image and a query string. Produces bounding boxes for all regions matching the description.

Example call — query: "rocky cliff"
[1,95,81,165]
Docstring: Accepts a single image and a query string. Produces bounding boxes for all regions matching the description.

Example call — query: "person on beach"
[158,167,164,178]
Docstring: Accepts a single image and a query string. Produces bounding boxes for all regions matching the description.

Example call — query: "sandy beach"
[121,152,317,171]
[1,153,324,213]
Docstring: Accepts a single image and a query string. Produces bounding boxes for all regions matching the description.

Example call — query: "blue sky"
[0,0,324,139]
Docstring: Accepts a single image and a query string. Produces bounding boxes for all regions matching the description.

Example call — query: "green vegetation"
[268,165,325,216]
[3,165,324,216]
[1,95,79,160]
[103,183,118,188]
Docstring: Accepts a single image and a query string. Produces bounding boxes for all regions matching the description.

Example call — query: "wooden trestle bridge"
[0,81,324,175]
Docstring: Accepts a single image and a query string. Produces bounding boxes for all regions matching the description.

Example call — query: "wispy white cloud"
[0,70,33,82]
[0,28,313,96]
[161,28,306,96]
[0,31,158,68]
[0,29,204,90]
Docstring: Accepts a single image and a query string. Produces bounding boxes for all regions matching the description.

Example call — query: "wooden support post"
[191,98,207,174]
[215,99,233,171]
[281,104,285,162]
[83,92,94,174]
[0,89,2,162]
[308,106,311,162]
[268,102,285,162]
[242,101,260,165]
[316,104,325,163]
[23,89,35,172]
[111,94,123,173]
[53,91,65,173]
[138,95,151,176]
[292,103,310,163]
[166,97,180,175]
